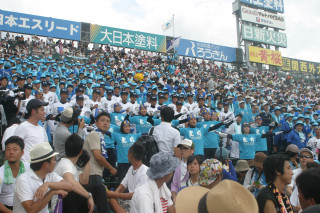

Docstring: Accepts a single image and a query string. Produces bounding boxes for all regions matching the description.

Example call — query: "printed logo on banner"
[176,39,236,63]
[241,6,286,30]
[242,25,287,47]
[90,24,166,53]
[249,46,282,66]
[282,57,320,74]
[240,0,284,13]
[0,10,81,41]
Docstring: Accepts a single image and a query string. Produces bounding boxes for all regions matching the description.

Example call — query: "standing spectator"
[150,107,181,157]
[130,152,179,213]
[13,142,72,213]
[0,136,29,212]
[256,154,294,213]
[14,99,49,161]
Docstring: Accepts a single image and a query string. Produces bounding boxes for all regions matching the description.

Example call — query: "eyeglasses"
[300,155,313,159]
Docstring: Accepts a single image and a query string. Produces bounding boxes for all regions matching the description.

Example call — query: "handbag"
[53,195,63,213]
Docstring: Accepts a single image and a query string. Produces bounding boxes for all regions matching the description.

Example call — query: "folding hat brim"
[176,186,209,213]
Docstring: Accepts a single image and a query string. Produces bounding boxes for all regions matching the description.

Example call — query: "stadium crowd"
[0,33,319,213]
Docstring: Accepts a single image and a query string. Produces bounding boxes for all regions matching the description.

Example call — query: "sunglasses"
[299,155,313,159]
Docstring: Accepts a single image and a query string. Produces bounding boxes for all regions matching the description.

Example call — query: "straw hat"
[176,180,259,213]
[29,142,59,163]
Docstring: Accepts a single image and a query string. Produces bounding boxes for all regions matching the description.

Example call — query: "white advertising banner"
[241,6,286,30]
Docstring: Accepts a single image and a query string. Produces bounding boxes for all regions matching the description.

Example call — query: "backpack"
[135,127,159,167]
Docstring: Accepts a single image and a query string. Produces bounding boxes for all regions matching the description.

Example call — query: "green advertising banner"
[90,24,166,53]
[242,25,287,48]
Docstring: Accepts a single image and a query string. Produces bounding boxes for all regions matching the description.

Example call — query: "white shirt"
[0,162,30,206]
[307,137,320,160]
[289,168,302,207]
[100,98,114,112]
[150,122,181,155]
[121,165,148,193]
[1,124,19,151]
[14,121,48,162]
[13,170,63,213]
[43,91,58,106]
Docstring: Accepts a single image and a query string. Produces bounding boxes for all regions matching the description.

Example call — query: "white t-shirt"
[1,124,19,151]
[0,161,30,206]
[13,170,63,213]
[121,165,148,193]
[289,168,302,207]
[14,121,48,161]
[307,137,320,160]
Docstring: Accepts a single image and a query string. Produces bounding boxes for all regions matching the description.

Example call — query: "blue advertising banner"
[0,10,81,41]
[240,0,284,13]
[176,39,236,63]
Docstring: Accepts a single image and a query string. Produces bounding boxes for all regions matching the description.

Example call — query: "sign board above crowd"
[282,57,320,74]
[240,0,284,13]
[242,24,287,47]
[0,10,81,41]
[249,46,282,66]
[90,24,167,53]
[176,39,237,63]
[241,6,286,30]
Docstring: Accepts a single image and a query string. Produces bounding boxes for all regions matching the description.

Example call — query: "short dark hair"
[187,155,203,167]
[160,106,174,122]
[263,154,290,184]
[65,134,84,157]
[30,157,52,171]
[296,168,320,205]
[8,117,21,126]
[96,111,110,122]
[5,136,24,151]
[306,162,320,169]
[129,142,145,161]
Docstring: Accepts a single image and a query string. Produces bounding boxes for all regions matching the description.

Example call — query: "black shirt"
[256,187,282,213]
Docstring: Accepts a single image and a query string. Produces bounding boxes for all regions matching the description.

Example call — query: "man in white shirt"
[109,142,148,213]
[14,99,49,162]
[307,126,320,160]
[13,142,72,213]
[0,136,30,212]
[1,117,21,151]
[218,102,234,122]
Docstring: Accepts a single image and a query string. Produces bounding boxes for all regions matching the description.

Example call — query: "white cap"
[177,139,194,149]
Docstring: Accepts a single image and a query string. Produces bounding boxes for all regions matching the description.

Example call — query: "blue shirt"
[232,134,262,159]
[105,124,120,148]
[179,127,209,155]
[250,126,269,151]
[287,130,307,149]
[129,115,152,133]
[110,112,126,126]
[197,121,221,148]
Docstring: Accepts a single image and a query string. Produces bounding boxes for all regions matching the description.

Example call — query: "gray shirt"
[207,79,215,91]
[53,124,84,161]
[150,122,181,155]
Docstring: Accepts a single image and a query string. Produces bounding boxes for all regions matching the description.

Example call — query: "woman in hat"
[130,152,179,213]
[287,121,307,149]
[235,160,250,184]
[198,158,223,189]
[284,144,300,170]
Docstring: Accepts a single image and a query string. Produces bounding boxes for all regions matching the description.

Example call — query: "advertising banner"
[241,6,286,30]
[249,46,282,66]
[242,24,287,47]
[240,0,284,13]
[282,57,320,74]
[90,24,166,53]
[176,39,236,63]
[0,10,81,41]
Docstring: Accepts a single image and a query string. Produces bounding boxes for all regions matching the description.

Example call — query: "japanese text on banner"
[249,46,282,66]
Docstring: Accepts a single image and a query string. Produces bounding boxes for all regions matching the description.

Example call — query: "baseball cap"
[76,95,84,101]
[26,99,49,112]
[177,139,195,149]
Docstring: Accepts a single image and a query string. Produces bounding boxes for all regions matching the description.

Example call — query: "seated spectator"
[198,159,223,189]
[285,144,300,170]
[13,142,72,213]
[1,117,21,151]
[183,155,202,187]
[171,139,194,203]
[215,147,237,181]
[243,152,267,197]
[234,160,250,184]
[296,168,320,211]
[130,152,179,213]
[108,142,148,213]
[52,134,95,213]
[0,136,29,212]
[175,180,258,213]
[256,154,294,213]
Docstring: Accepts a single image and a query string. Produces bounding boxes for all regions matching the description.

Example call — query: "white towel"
[147,178,172,213]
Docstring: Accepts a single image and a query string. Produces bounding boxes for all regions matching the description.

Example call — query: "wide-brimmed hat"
[146,152,179,179]
[29,142,59,163]
[175,180,259,213]
[285,144,299,154]
[235,160,250,172]
[198,159,223,187]
[248,152,267,167]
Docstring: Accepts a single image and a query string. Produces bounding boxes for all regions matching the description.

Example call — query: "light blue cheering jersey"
[129,115,152,133]
[105,124,120,149]
[232,134,262,159]
[197,121,221,148]
[179,127,210,155]
[250,126,269,152]
[110,112,127,126]
[110,132,142,163]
